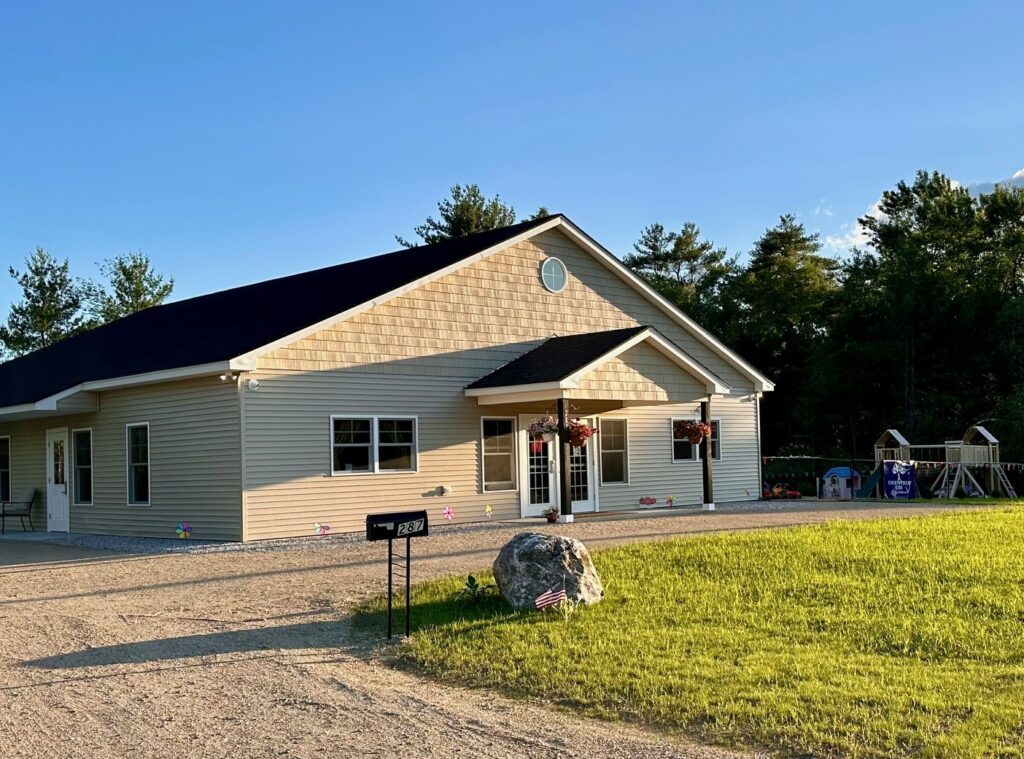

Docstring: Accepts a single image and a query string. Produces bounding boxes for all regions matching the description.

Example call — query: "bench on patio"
[1,489,38,534]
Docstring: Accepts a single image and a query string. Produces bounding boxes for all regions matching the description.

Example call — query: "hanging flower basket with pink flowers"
[528,416,559,452]
[673,419,712,445]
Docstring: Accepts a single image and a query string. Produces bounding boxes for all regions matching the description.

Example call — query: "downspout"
[755,392,763,498]
[238,373,248,542]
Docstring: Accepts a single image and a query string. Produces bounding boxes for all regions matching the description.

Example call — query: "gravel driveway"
[0,502,987,758]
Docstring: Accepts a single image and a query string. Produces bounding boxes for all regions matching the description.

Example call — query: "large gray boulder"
[492,532,604,610]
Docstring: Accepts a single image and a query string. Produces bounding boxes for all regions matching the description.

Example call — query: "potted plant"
[543,507,559,523]
[567,417,595,448]
[528,416,559,452]
[673,419,712,445]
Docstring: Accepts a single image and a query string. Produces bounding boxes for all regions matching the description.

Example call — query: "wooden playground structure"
[864,426,1018,498]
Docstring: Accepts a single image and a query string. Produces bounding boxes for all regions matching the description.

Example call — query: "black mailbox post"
[366,510,429,639]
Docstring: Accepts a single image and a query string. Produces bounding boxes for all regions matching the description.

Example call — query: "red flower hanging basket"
[674,419,712,445]
[568,418,595,448]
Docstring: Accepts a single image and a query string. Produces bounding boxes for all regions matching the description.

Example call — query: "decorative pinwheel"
[176,522,191,539]
[666,496,675,507]
[442,506,454,522]
[313,522,331,536]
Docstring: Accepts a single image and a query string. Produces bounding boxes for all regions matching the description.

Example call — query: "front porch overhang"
[465,326,729,406]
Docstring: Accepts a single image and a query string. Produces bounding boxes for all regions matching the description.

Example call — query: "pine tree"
[397,184,517,246]
[0,247,86,358]
[84,252,174,325]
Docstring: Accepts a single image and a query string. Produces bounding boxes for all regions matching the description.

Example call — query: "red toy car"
[762,482,802,500]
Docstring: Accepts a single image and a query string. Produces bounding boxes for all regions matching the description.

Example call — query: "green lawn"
[356,509,1024,758]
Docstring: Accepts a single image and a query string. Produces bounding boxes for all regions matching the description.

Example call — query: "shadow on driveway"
[24,619,344,670]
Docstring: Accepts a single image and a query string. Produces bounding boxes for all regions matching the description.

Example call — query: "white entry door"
[518,415,597,517]
[45,428,70,532]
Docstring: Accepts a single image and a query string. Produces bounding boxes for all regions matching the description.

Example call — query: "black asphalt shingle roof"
[466,326,649,390]
[0,215,559,408]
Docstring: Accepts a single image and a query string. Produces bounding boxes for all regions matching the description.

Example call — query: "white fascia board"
[553,220,775,392]
[472,389,570,406]
[465,380,573,398]
[230,218,564,367]
[31,361,239,411]
[0,403,40,418]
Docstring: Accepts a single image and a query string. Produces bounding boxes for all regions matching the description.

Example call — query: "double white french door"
[518,414,597,517]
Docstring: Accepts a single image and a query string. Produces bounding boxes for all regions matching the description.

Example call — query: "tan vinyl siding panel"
[0,377,242,539]
[596,395,762,510]
[244,230,758,539]
[568,342,708,403]
[244,371,518,538]
[2,422,46,528]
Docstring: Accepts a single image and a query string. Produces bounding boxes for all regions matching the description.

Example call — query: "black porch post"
[557,397,573,520]
[701,399,715,510]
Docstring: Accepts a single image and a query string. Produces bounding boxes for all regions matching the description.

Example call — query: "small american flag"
[535,588,567,610]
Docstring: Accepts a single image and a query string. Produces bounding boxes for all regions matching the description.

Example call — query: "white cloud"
[814,199,834,217]
[824,199,882,253]
[821,166,1021,255]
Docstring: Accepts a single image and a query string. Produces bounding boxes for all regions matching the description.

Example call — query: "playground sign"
[883,461,917,499]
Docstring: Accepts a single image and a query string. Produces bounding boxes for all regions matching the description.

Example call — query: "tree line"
[6,175,1022,461]
[0,250,173,358]
[399,176,1024,460]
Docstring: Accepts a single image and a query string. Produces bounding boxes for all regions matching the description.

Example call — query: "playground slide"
[857,465,882,498]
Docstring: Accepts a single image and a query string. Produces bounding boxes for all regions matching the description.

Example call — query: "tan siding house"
[0,215,772,541]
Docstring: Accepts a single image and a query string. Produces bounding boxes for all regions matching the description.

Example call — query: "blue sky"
[1,1,1022,306]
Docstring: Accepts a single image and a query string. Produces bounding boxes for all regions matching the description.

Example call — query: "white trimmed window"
[540,257,568,292]
[377,418,417,472]
[126,423,150,505]
[599,419,629,484]
[481,418,516,492]
[331,416,418,474]
[0,436,10,502]
[672,418,721,462]
[72,429,93,505]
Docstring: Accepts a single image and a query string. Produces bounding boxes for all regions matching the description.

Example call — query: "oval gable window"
[540,257,568,293]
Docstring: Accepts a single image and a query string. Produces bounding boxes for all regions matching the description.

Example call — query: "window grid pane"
[74,431,93,504]
[378,418,416,471]
[0,438,9,502]
[483,419,516,491]
[332,418,373,473]
[599,419,628,484]
[127,426,149,504]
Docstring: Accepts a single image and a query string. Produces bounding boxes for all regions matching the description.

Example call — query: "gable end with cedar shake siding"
[241,229,762,540]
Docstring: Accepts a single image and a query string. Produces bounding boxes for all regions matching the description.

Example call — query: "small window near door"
[0,436,10,502]
[73,429,93,505]
[482,418,516,492]
[708,420,721,460]
[127,423,150,506]
[599,419,628,484]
